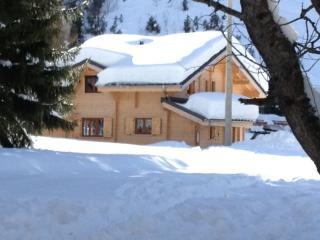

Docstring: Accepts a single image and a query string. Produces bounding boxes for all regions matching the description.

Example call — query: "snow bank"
[0,132,319,239]
[101,0,215,35]
[234,130,303,156]
[181,92,259,120]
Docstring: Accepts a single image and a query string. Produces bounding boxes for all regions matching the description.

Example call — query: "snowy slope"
[97,0,319,87]
[94,0,320,88]
[102,0,214,35]
[1,132,320,239]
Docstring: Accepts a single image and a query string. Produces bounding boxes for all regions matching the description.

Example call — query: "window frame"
[211,81,216,92]
[135,118,152,135]
[187,81,196,95]
[84,75,98,93]
[82,118,104,137]
[210,126,222,139]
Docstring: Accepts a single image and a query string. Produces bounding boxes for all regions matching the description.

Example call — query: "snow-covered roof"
[180,92,259,121]
[257,114,287,124]
[75,31,268,92]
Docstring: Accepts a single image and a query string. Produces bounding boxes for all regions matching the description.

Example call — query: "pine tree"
[183,16,193,33]
[65,0,85,45]
[182,0,189,11]
[145,16,161,34]
[86,0,107,35]
[194,16,199,31]
[0,0,79,147]
[110,16,122,34]
[203,13,224,31]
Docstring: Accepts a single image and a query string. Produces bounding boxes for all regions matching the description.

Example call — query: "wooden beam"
[112,93,120,142]
[166,110,171,140]
[99,85,182,93]
[209,120,253,128]
[134,92,138,108]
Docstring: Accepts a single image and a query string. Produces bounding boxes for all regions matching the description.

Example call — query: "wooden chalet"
[45,32,267,147]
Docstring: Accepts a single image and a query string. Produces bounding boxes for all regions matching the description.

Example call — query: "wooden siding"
[186,59,263,98]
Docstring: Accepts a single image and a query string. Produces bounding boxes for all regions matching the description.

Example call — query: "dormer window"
[85,76,98,93]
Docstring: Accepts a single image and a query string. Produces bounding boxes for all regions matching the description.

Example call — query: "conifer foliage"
[203,13,224,31]
[86,0,107,35]
[0,0,79,147]
[182,0,189,11]
[184,16,193,33]
[145,16,161,34]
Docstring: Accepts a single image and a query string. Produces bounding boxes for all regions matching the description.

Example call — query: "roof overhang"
[73,59,106,72]
[180,48,226,90]
[75,50,268,97]
[232,54,267,97]
[180,49,267,98]
[161,98,254,128]
[98,84,181,92]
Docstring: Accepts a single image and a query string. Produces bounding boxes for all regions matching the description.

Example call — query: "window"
[187,82,196,95]
[210,126,222,139]
[211,81,216,92]
[135,118,152,134]
[232,127,241,142]
[82,118,104,137]
[85,76,98,93]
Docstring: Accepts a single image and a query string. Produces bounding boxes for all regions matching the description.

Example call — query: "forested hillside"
[74,0,225,41]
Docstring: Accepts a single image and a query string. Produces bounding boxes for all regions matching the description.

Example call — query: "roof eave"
[73,59,106,72]
[99,84,182,92]
[161,98,254,127]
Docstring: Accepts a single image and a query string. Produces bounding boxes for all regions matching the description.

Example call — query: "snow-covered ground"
[1,131,320,239]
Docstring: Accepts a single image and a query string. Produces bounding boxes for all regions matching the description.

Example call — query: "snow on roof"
[257,114,287,125]
[76,31,268,91]
[181,92,259,121]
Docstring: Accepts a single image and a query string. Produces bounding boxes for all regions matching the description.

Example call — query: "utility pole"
[224,0,233,146]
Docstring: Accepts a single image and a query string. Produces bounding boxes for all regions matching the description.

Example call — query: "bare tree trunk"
[311,0,320,15]
[194,0,320,173]
[241,0,320,173]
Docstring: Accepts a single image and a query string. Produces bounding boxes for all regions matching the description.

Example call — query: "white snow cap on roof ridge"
[181,92,259,121]
[76,31,268,91]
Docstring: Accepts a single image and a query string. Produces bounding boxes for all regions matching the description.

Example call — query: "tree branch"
[311,0,320,16]
[193,0,243,20]
[239,97,274,106]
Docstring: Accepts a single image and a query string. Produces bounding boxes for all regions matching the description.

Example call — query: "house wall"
[114,92,167,144]
[198,126,246,148]
[166,111,197,146]
[46,66,197,145]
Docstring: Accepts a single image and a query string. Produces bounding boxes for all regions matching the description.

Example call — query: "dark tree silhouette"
[0,0,81,147]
